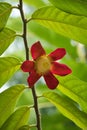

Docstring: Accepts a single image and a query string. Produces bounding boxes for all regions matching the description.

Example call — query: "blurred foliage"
[41,107,81,130]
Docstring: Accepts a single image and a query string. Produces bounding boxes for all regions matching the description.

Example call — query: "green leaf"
[32,6,87,45]
[7,17,77,59]
[63,58,87,82]
[0,28,16,55]
[49,0,87,17]
[57,75,87,113]
[43,92,87,129]
[0,57,21,88]
[18,125,30,130]
[0,84,25,127]
[0,2,12,30]
[24,0,45,7]
[29,21,77,59]
[0,106,30,130]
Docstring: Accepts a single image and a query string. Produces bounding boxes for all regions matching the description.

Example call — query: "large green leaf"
[32,6,87,45]
[0,28,16,55]
[18,125,30,130]
[0,84,25,127]
[29,21,77,59]
[0,57,21,87]
[24,0,45,7]
[57,75,87,113]
[7,17,77,59]
[43,92,87,129]
[0,2,12,30]
[0,106,30,130]
[49,0,87,17]
[62,58,87,82]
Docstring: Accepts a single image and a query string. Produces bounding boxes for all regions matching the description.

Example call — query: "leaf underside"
[0,84,25,127]
[0,57,21,88]
[57,75,87,113]
[32,6,87,45]
[0,2,12,30]
[0,28,16,55]
[0,106,30,130]
[43,92,87,129]
[18,125,30,130]
[49,0,87,17]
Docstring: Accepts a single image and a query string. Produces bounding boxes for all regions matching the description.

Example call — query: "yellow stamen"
[35,55,51,75]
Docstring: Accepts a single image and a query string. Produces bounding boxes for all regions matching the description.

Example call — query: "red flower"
[21,41,72,89]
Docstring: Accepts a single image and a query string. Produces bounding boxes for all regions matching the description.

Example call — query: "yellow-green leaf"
[0,57,21,88]
[0,28,16,55]
[0,84,26,127]
[0,2,12,30]
[49,0,87,16]
[1,106,30,130]
[32,6,87,45]
[43,92,87,129]
[58,75,87,113]
[18,125,30,130]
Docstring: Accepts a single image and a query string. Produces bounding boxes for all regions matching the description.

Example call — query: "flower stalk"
[18,0,42,130]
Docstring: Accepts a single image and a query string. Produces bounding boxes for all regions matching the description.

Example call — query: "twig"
[18,0,42,130]
[18,0,29,60]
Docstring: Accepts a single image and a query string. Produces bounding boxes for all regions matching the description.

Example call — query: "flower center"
[35,55,51,75]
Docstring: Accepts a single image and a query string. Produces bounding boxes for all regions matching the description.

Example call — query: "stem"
[18,0,42,130]
[31,87,41,130]
[18,0,29,60]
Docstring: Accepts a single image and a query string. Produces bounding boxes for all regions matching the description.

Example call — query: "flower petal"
[21,60,34,72]
[27,70,41,87]
[48,48,66,61]
[51,62,72,76]
[31,41,46,60]
[44,71,59,89]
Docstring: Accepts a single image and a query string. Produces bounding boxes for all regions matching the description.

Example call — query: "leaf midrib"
[32,17,87,31]
[14,107,29,130]
[45,95,87,128]
[0,6,11,17]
